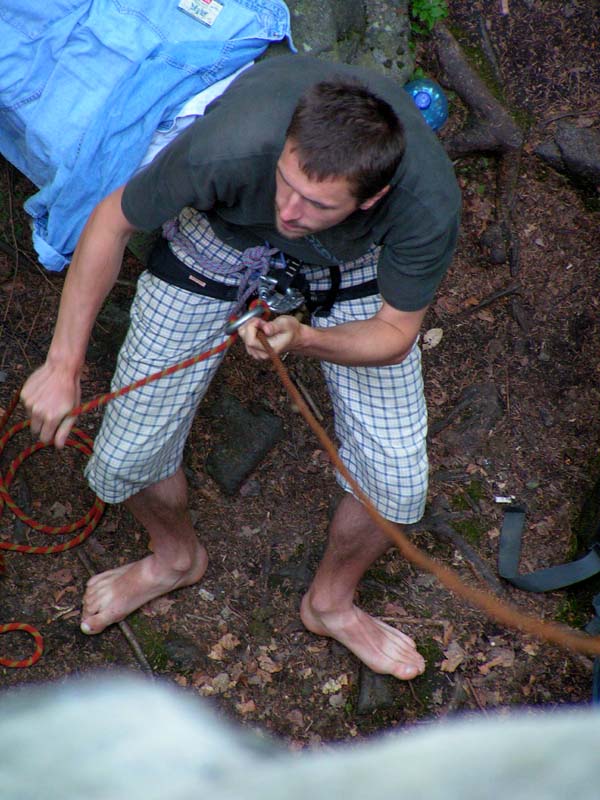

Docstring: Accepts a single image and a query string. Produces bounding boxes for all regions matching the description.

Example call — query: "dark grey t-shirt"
[122,55,461,311]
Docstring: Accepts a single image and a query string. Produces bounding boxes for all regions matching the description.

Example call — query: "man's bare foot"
[300,594,425,680]
[80,545,208,635]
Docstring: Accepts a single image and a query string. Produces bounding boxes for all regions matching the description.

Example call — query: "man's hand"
[20,362,81,448]
[239,301,428,368]
[238,315,302,360]
[20,185,135,448]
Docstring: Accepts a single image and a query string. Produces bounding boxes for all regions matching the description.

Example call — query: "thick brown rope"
[2,314,599,667]
[258,330,600,658]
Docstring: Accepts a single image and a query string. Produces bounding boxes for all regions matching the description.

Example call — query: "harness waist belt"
[146,238,379,307]
[147,238,239,301]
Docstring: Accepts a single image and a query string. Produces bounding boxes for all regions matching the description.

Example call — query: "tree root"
[433,23,524,275]
[410,500,507,598]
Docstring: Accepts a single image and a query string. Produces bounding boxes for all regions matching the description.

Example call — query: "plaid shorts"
[86,215,428,522]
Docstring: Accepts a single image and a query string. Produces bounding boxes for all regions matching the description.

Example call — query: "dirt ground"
[1,1,599,747]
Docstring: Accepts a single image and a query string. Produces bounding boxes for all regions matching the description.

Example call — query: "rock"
[356,665,395,714]
[265,0,413,82]
[437,382,504,458]
[357,0,414,83]
[480,222,508,265]
[205,389,284,494]
[536,121,600,190]
[164,636,203,670]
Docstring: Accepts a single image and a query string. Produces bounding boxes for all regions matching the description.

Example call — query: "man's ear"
[359,185,390,211]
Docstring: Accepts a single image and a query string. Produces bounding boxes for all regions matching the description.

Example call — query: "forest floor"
[1,0,599,748]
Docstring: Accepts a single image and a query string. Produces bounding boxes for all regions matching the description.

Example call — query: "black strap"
[498,505,600,592]
[498,505,600,703]
[309,264,341,317]
[147,238,238,301]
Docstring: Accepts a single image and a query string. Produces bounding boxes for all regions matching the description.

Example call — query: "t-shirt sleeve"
[377,199,460,312]
[121,120,219,231]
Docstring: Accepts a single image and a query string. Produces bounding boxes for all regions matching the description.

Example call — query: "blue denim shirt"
[0,0,293,270]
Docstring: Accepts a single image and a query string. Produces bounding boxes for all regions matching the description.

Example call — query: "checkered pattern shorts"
[85,215,428,522]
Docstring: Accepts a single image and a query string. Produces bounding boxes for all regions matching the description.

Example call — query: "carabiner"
[224,303,268,336]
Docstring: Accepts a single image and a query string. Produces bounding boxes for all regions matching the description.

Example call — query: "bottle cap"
[414,91,432,110]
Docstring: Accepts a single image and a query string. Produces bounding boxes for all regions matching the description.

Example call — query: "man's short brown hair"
[285,78,405,203]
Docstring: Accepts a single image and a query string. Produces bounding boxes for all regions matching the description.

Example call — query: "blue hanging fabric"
[0,0,294,271]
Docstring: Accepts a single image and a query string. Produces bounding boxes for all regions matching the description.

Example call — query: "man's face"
[274,140,362,239]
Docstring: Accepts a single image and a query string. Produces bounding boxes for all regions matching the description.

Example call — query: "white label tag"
[178,0,224,27]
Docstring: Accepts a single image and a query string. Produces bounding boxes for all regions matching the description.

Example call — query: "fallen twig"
[458,281,520,316]
[76,547,154,677]
[290,371,324,422]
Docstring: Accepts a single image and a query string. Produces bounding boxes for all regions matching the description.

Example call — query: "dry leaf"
[422,327,444,350]
[236,699,257,715]
[523,643,539,656]
[191,671,211,688]
[143,597,176,617]
[47,568,74,585]
[257,654,283,674]
[49,501,71,519]
[321,674,349,694]
[383,602,408,617]
[440,640,466,673]
[286,709,304,728]
[442,622,454,647]
[208,633,241,660]
[478,647,515,675]
[211,672,233,693]
[434,294,462,315]
[248,668,273,686]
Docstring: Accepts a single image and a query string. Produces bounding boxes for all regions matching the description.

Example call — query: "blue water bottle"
[404,78,449,131]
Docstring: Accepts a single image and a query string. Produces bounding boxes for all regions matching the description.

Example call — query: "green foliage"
[555,595,589,629]
[410,0,448,35]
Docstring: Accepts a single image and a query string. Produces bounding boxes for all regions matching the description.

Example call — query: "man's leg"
[81,264,236,634]
[300,493,425,680]
[306,274,428,680]
[81,467,207,634]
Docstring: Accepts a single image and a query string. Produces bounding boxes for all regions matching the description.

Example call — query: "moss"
[453,517,487,546]
[466,479,486,502]
[445,25,534,132]
[554,595,589,629]
[408,637,445,708]
[128,614,170,671]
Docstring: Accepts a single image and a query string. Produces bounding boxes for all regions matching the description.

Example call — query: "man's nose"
[280,191,302,221]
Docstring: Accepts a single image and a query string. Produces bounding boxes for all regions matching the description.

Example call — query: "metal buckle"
[257,272,306,314]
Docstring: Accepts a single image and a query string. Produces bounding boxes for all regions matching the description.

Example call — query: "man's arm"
[21,186,137,446]
[239,300,428,367]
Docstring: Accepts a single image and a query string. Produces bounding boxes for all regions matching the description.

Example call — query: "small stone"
[356,666,395,714]
[164,636,202,670]
[239,479,262,497]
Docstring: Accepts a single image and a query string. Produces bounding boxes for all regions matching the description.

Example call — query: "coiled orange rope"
[0,322,237,667]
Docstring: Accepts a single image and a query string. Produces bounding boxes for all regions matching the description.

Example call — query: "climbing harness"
[147,236,380,323]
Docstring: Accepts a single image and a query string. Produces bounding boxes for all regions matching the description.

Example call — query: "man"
[21,55,461,681]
